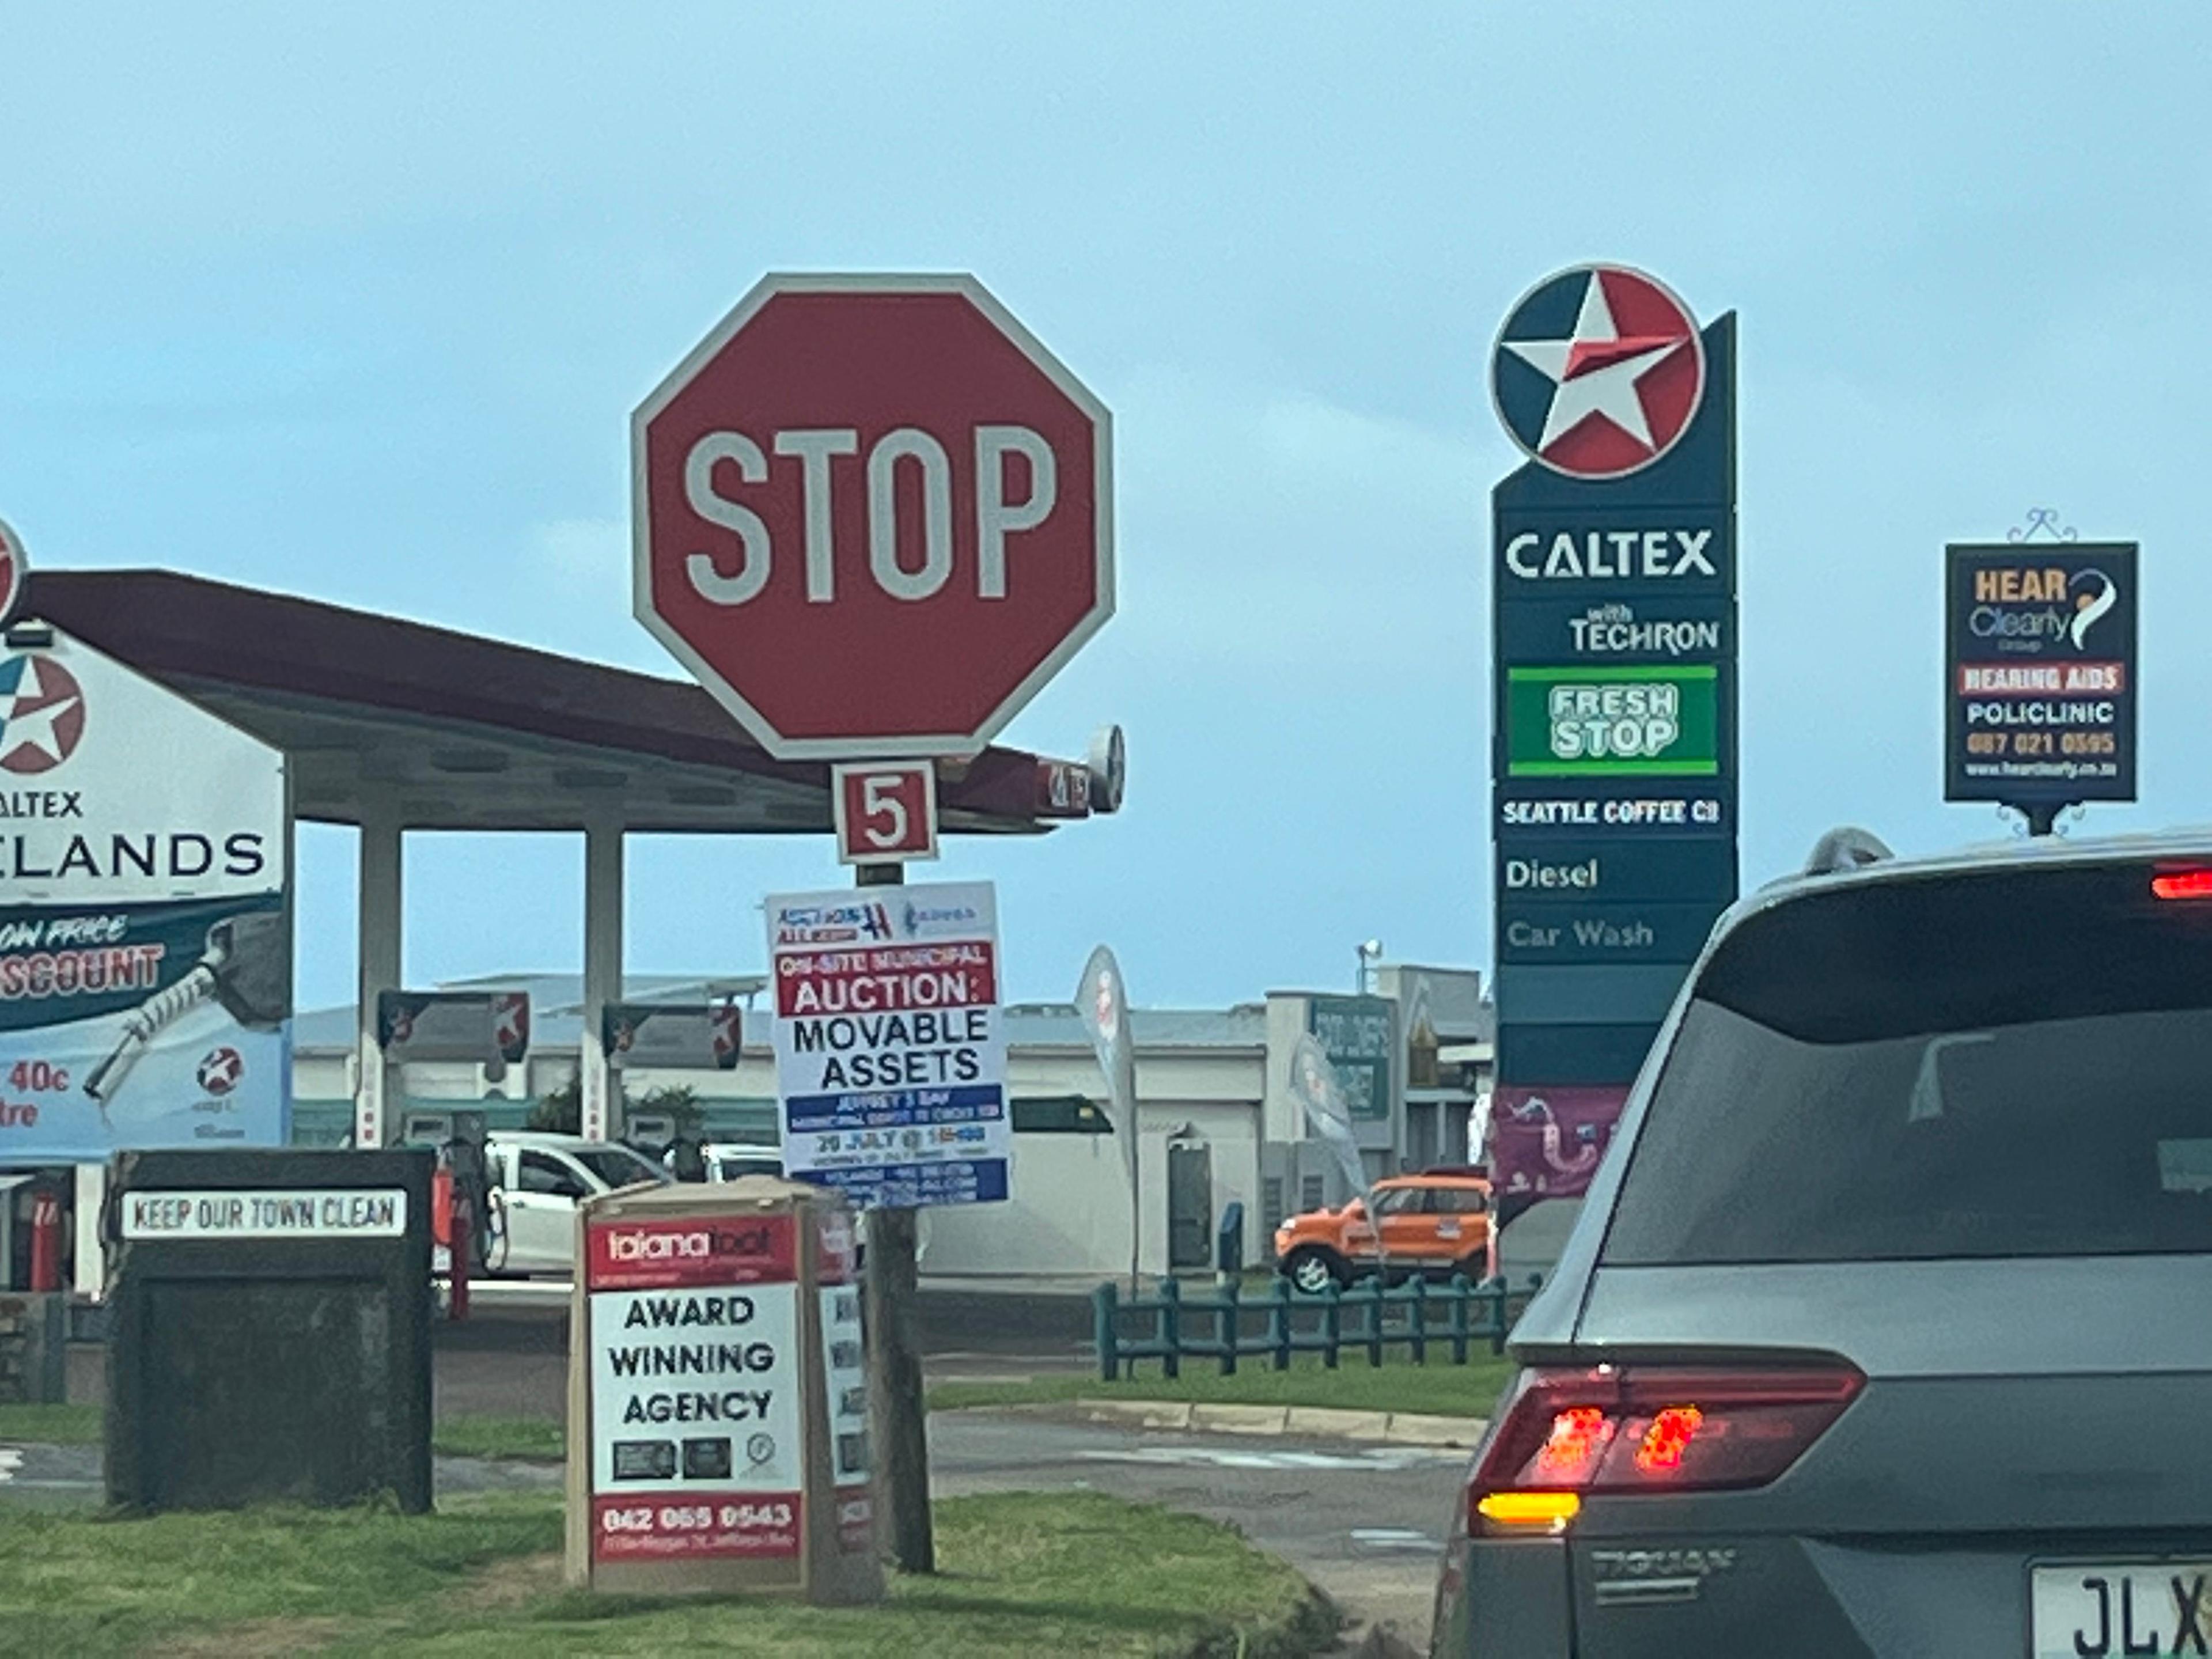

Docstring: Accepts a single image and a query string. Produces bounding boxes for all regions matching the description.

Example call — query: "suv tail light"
[1468,1362,1863,1533]
[2153,869,2212,902]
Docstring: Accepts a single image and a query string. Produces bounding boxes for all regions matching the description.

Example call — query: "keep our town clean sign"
[0,625,291,1162]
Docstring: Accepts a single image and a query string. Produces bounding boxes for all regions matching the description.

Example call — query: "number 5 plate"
[2031,1562,2212,1658]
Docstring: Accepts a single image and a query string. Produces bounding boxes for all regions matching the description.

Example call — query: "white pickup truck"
[484,1131,668,1274]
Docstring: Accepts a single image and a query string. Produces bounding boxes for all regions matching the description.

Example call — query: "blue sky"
[4,5,2209,1012]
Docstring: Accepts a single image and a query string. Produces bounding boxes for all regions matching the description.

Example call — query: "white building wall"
[917,1046,1266,1279]
[291,1021,1301,1281]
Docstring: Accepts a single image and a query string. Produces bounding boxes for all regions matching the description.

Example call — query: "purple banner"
[1490,1085,1628,1211]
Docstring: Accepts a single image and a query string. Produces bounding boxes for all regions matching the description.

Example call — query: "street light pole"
[1355,938,1382,995]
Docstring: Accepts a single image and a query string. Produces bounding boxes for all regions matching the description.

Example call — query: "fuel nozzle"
[83,910,290,1119]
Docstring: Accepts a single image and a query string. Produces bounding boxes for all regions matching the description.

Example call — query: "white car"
[485,1131,668,1275]
[700,1142,784,1183]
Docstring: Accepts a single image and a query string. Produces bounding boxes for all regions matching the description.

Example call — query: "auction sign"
[585,1211,804,1563]
[1488,264,1739,1205]
[766,880,1009,1209]
[1944,542,2138,806]
[0,626,291,1162]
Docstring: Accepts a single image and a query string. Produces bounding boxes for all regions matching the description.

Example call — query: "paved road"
[931,1411,1461,1647]
[433,1290,1092,1418]
[0,1441,559,1505]
[62,1292,1092,1421]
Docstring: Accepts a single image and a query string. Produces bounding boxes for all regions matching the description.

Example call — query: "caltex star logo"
[494,993,531,1060]
[1493,264,1705,480]
[0,517,27,631]
[198,1046,245,1096]
[0,654,86,775]
[710,1005,742,1063]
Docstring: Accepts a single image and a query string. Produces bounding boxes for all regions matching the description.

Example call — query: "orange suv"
[1271,1169,1492,1294]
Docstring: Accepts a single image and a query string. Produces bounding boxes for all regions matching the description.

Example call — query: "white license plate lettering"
[2032,1563,2212,1658]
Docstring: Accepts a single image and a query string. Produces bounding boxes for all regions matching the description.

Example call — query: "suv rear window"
[1601,861,2212,1266]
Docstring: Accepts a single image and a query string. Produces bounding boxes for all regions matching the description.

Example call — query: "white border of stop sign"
[631,271,1115,761]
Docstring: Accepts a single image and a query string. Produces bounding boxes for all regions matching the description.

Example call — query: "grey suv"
[1433,830,2212,1657]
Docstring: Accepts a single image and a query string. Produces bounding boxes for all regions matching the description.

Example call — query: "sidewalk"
[985,1396,1488,1449]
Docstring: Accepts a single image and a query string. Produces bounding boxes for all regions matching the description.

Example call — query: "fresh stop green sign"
[1506,665,1719,777]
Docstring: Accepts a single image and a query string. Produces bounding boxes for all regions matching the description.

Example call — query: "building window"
[1300,1175,1325,1213]
[1010,1096,1112,1135]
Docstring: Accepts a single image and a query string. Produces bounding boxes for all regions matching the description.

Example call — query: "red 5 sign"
[832,761,938,865]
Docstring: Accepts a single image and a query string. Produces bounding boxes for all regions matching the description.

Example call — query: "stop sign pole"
[634,273,1115,1578]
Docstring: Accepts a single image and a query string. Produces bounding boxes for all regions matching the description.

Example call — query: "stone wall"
[0,1293,67,1404]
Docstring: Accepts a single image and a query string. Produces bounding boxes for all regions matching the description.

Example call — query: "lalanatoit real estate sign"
[766,880,1009,1210]
[584,1210,804,1563]
[0,626,292,1161]
[1944,542,2138,808]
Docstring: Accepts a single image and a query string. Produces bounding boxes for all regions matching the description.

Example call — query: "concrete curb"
[1334,1622,1424,1659]
[1050,1396,1487,1448]
[1381,1411,1486,1448]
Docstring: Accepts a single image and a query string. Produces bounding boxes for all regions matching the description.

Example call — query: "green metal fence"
[1091,1272,1544,1381]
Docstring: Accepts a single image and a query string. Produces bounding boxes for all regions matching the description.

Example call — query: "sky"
[3,5,2209,1014]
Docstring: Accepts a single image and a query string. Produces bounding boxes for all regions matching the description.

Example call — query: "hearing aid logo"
[1967,565,2120,653]
[2067,569,2118,649]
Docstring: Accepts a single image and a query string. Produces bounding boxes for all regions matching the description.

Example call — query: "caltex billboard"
[0,624,291,1162]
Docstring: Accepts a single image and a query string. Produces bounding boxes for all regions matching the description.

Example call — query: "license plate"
[2032,1562,2212,1657]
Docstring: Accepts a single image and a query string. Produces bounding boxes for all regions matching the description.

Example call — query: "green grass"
[0,1489,1331,1658]
[0,1402,100,1444]
[431,1416,567,1463]
[929,1351,1518,1419]
[0,1490,561,1654]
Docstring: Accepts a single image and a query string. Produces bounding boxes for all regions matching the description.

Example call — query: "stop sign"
[632,273,1113,759]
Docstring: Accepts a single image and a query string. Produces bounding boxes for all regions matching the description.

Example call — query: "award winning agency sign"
[1944,543,2138,808]
[584,1211,804,1564]
[0,626,291,1162]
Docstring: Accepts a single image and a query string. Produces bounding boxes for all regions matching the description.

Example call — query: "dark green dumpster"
[105,1147,434,1512]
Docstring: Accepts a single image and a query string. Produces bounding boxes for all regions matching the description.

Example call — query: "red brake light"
[2153,870,2212,902]
[1467,1363,1863,1529]
[1633,1405,1704,1474]
[1531,1405,1615,1486]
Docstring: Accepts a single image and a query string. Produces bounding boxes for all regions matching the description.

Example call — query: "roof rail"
[1804,826,1894,876]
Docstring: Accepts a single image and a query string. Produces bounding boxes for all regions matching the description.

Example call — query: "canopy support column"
[354,810,404,1149]
[579,819,625,1143]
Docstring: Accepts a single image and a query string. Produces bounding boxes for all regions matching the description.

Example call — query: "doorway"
[1166,1139,1213,1270]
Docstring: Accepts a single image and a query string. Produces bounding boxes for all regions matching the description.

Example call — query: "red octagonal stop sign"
[632,273,1113,759]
